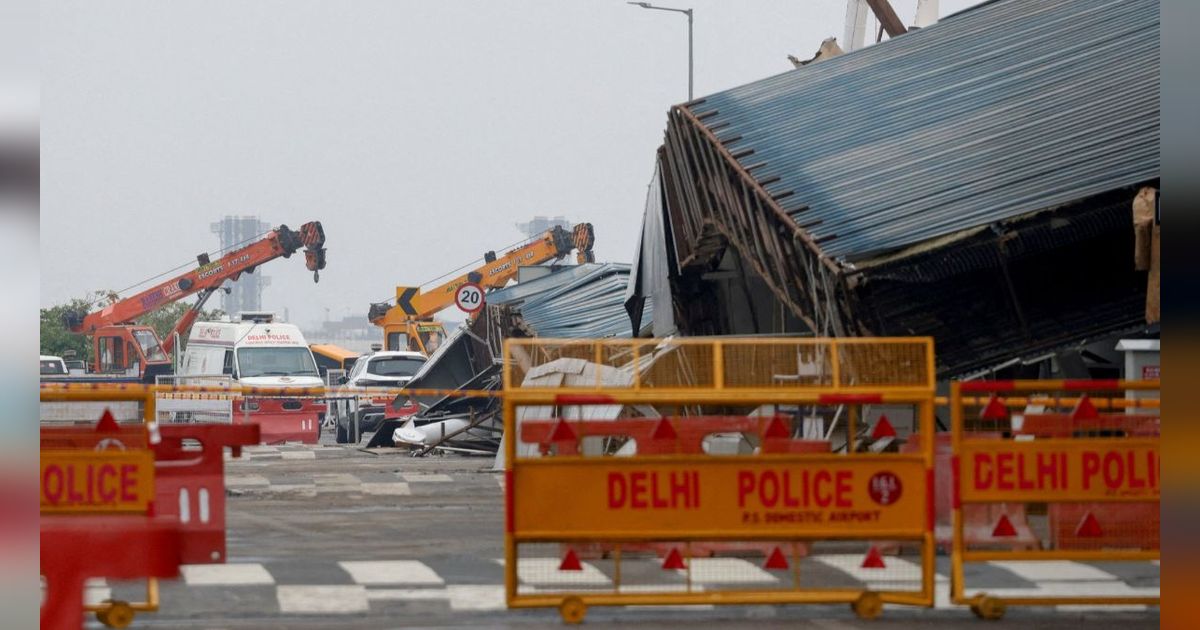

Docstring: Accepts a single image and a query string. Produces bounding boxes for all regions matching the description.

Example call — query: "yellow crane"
[368,224,595,354]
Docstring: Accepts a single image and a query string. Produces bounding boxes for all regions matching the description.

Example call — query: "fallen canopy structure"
[631,0,1159,376]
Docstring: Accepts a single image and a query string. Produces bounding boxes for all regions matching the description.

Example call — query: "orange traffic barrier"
[503,337,938,623]
[949,379,1160,619]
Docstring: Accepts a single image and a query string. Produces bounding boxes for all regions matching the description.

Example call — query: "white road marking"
[813,554,925,584]
[339,560,444,585]
[447,585,506,610]
[618,583,698,594]
[1057,604,1149,612]
[224,474,270,487]
[361,482,411,496]
[268,484,317,496]
[617,584,713,609]
[505,558,611,586]
[989,560,1119,582]
[277,585,368,613]
[401,473,454,482]
[182,563,275,585]
[84,585,112,606]
[316,485,361,494]
[281,451,316,460]
[243,446,280,454]
[314,473,360,486]
[685,558,778,585]
[366,588,449,601]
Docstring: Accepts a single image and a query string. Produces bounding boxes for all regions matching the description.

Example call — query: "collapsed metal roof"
[683,0,1158,263]
[488,263,651,338]
[652,0,1159,376]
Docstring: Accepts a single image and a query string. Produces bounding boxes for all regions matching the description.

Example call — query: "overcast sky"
[41,0,979,329]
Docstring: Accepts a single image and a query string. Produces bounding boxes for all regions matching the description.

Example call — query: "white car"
[334,350,427,443]
[343,351,427,389]
[40,355,68,376]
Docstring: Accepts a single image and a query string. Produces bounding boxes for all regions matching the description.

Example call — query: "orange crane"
[63,222,326,381]
[368,224,594,354]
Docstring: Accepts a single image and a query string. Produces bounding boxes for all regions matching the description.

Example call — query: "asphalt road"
[89,441,1159,629]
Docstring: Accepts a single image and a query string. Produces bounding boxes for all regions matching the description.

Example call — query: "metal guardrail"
[503,337,938,623]
[948,379,1161,619]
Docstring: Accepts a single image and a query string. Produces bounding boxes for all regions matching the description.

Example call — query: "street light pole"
[628,2,694,101]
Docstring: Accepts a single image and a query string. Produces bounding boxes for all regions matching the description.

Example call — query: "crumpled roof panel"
[488,263,651,339]
[690,0,1158,262]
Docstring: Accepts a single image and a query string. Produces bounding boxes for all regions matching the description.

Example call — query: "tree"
[40,291,224,360]
[40,297,96,360]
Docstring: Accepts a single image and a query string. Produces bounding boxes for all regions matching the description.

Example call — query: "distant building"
[514,215,570,239]
[211,216,271,315]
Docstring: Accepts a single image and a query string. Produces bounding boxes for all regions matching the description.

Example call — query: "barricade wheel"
[97,601,135,629]
[852,592,883,620]
[971,596,1006,620]
[559,596,587,625]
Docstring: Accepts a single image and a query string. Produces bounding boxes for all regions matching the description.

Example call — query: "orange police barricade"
[41,411,182,630]
[40,385,260,628]
[503,337,938,623]
[949,379,1160,619]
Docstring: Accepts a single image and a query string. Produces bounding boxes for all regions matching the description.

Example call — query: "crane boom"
[67,222,325,334]
[62,221,326,380]
[367,223,594,354]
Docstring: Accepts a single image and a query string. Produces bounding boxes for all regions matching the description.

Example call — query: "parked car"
[64,359,87,373]
[336,350,426,442]
[342,350,427,389]
[40,355,68,376]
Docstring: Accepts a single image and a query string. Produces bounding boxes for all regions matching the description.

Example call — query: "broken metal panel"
[677,0,1159,263]
[489,263,650,339]
[625,162,679,338]
[403,323,492,410]
[656,0,1160,376]
[852,188,1150,375]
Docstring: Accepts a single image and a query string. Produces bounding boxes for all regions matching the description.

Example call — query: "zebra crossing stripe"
[277,585,369,613]
[339,560,444,585]
[182,563,275,585]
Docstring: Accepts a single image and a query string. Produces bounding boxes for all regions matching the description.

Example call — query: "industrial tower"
[210,215,272,315]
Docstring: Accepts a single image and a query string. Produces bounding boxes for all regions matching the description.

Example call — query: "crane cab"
[89,324,172,382]
[383,320,446,355]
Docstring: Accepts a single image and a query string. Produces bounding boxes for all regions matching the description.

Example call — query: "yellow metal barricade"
[504,337,937,623]
[949,379,1160,619]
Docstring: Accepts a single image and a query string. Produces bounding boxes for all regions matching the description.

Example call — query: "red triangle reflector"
[981,395,1009,420]
[763,416,790,439]
[651,418,677,440]
[96,408,120,432]
[549,418,577,441]
[870,415,896,440]
[764,546,789,570]
[1075,512,1104,537]
[1071,395,1099,420]
[861,546,886,569]
[558,549,583,571]
[662,547,686,570]
[991,513,1018,537]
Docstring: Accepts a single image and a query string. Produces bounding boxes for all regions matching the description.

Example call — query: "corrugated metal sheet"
[689,0,1158,262]
[488,263,652,339]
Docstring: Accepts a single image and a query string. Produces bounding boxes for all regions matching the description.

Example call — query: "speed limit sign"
[454,282,485,314]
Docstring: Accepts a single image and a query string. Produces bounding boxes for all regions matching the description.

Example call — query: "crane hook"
[313,270,320,283]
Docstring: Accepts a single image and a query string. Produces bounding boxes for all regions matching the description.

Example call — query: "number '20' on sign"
[455,282,485,313]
